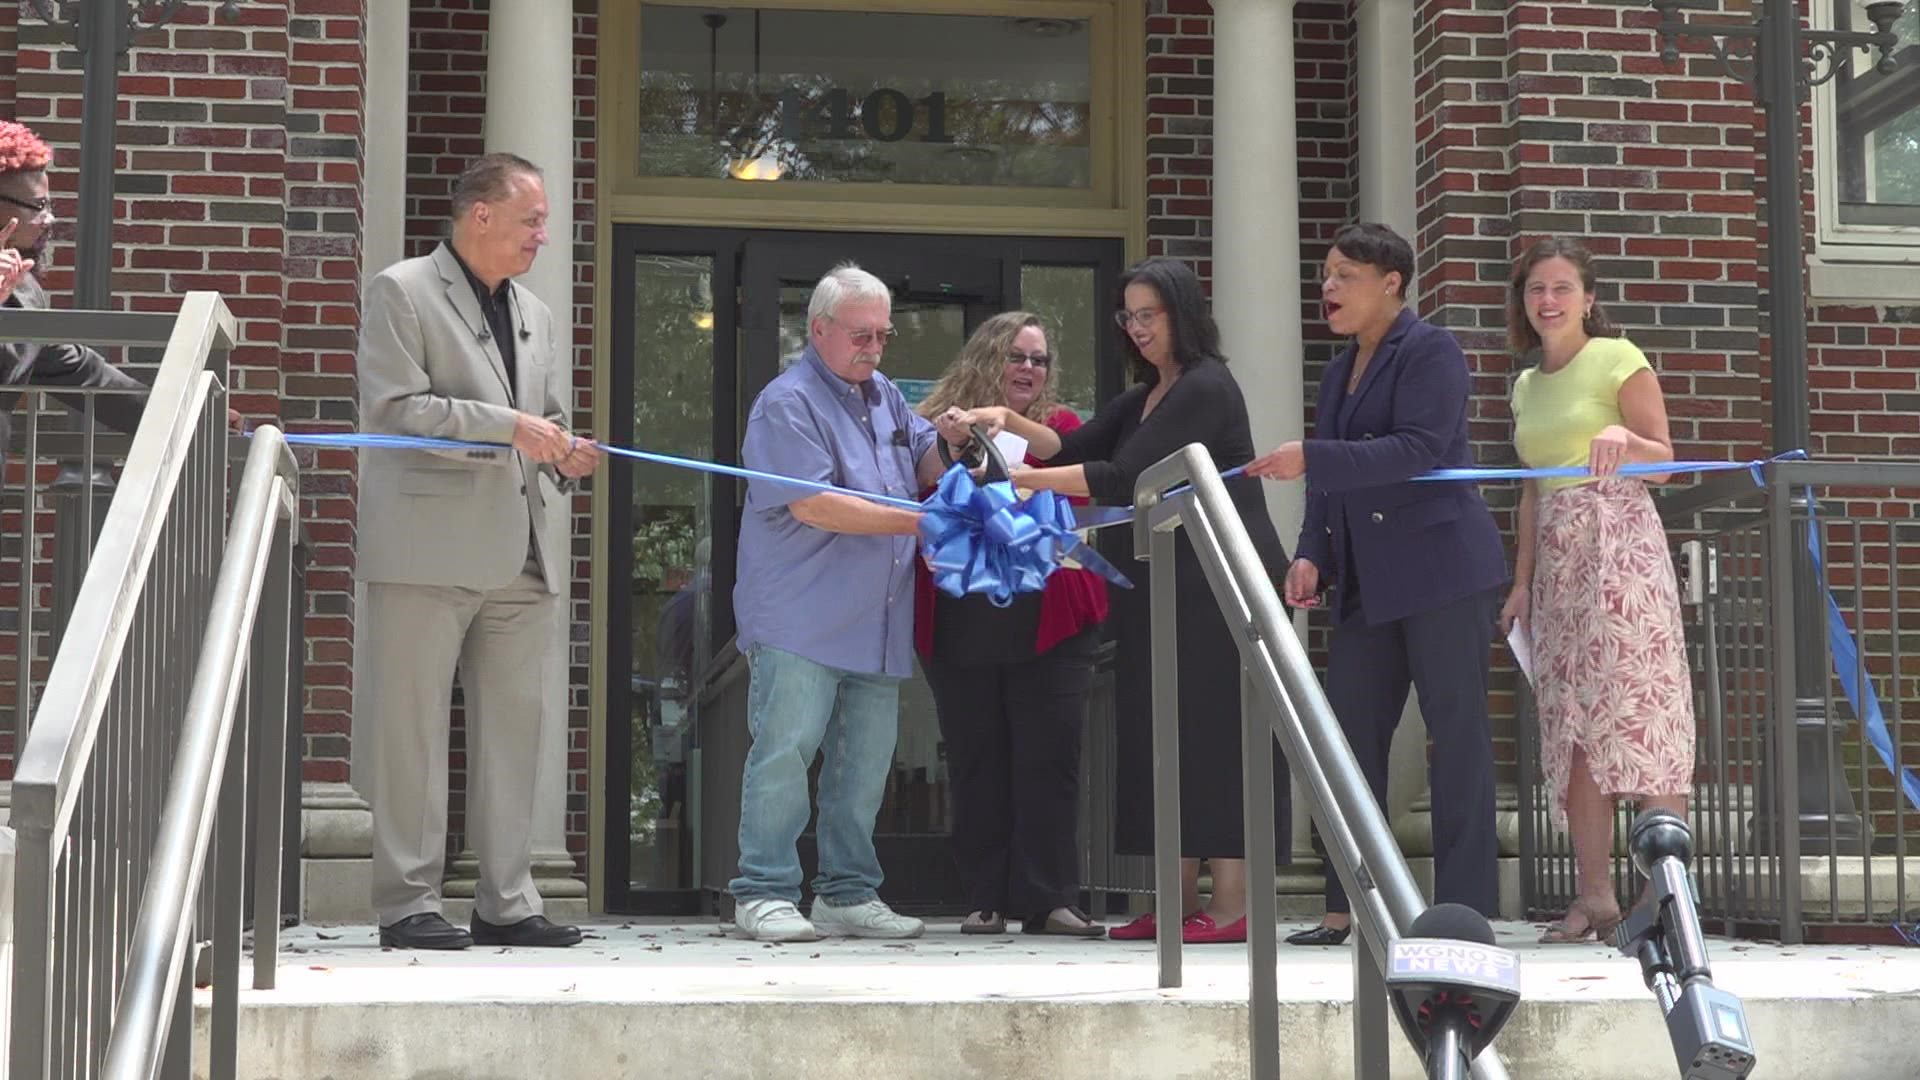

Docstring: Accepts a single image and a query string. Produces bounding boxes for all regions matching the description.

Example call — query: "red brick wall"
[1144,0,1214,276]
[1810,303,1920,458]
[565,0,599,859]
[6,0,367,787]
[0,3,16,116]
[284,0,369,781]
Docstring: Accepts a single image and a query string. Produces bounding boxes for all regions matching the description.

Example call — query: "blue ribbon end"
[918,464,1133,602]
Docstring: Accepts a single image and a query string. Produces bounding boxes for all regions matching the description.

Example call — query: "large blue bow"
[918,465,1133,606]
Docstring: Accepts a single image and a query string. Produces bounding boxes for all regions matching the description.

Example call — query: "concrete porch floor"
[198,918,1920,1079]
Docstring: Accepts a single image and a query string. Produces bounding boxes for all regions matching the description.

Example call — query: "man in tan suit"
[357,153,600,950]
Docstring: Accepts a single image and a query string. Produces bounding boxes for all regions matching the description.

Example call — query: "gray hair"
[807,262,891,324]
[450,152,542,220]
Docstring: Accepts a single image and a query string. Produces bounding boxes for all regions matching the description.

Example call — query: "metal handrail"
[9,294,232,836]
[0,307,185,348]
[1133,444,1512,1080]
[100,426,298,1078]
[8,292,296,1080]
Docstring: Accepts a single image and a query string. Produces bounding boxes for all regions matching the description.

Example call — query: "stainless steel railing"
[6,293,301,1080]
[1133,444,1511,1080]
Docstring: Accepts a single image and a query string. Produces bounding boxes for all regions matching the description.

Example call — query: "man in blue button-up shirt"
[729,263,955,943]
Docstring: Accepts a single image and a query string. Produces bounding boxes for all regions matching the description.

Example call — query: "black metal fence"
[1519,460,1920,943]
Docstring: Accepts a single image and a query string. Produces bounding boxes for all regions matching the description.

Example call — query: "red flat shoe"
[1108,911,1204,941]
[1182,913,1248,945]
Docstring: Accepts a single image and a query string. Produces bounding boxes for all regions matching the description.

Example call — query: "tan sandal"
[1023,906,1106,938]
[960,910,1007,935]
[1539,897,1623,944]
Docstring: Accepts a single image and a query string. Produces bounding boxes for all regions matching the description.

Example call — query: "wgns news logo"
[1388,941,1520,988]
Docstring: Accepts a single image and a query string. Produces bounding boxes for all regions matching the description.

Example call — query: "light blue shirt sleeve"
[742,390,835,511]
[908,407,938,465]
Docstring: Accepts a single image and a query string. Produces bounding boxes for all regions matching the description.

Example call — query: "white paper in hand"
[991,431,1029,468]
[1506,623,1535,686]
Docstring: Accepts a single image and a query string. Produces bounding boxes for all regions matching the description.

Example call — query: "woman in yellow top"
[1502,237,1695,944]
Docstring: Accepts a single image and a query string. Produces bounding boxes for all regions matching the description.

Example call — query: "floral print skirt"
[1533,477,1695,832]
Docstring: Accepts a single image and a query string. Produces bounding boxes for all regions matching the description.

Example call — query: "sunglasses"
[1006,350,1052,369]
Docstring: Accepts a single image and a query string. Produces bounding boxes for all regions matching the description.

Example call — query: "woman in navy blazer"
[1249,223,1507,945]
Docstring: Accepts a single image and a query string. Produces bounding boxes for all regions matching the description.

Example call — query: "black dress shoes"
[379,912,473,951]
[471,913,583,948]
[1285,923,1353,947]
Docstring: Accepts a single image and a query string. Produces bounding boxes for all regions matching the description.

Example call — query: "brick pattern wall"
[5,0,366,788]
[1810,304,1920,458]
[565,0,598,861]
[0,3,16,116]
[283,0,369,780]
[402,0,486,257]
[1143,0,1214,276]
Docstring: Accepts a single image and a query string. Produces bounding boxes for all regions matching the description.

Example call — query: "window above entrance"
[635,6,1094,188]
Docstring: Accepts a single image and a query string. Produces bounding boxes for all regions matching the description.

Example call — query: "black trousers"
[923,629,1096,917]
[1322,589,1501,917]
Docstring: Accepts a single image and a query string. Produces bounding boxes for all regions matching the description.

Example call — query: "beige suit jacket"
[355,244,571,593]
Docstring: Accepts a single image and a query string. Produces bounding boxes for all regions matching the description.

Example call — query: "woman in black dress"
[944,256,1289,944]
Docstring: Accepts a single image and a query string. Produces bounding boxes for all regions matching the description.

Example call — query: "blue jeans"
[730,645,900,905]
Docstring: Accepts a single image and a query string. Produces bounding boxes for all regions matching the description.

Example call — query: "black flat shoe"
[379,912,472,951]
[471,913,583,948]
[1285,923,1351,947]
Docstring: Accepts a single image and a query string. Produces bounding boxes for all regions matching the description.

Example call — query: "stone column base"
[444,847,591,924]
[300,781,375,924]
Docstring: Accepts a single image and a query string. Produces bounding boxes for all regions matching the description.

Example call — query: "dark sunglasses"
[1006,350,1052,369]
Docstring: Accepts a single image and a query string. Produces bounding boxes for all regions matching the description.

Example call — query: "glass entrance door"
[606,226,1123,913]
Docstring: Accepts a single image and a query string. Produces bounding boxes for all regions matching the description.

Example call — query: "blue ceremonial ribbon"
[916,466,1133,606]
[1805,497,1920,816]
[278,430,1132,598]
[280,430,924,509]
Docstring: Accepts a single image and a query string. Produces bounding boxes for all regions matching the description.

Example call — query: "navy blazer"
[1295,308,1508,625]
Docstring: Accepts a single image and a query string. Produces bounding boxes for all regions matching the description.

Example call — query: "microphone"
[1385,903,1521,1080]
[477,327,492,344]
[1615,811,1756,1080]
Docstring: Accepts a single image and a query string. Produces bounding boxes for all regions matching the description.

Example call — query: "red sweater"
[914,407,1111,659]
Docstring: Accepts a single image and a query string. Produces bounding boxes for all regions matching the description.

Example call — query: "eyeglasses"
[1006,350,1052,369]
[0,193,52,220]
[1113,307,1162,329]
[831,318,897,348]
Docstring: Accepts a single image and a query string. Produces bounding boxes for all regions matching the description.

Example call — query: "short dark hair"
[1507,236,1618,356]
[1116,256,1224,384]
[450,153,542,220]
[1330,223,1415,299]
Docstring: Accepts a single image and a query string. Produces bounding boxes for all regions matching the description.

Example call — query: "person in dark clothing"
[1248,223,1506,945]
[942,256,1290,946]
[915,310,1110,938]
[1,119,243,447]
[0,121,148,449]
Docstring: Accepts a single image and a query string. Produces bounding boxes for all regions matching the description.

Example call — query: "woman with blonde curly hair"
[913,310,1110,937]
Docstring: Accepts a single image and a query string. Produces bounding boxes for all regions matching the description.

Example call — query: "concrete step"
[194,919,1920,1080]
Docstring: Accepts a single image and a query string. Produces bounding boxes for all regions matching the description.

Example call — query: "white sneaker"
[734,898,820,943]
[809,897,925,939]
